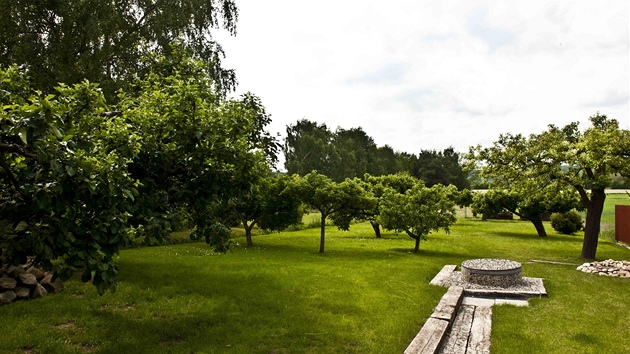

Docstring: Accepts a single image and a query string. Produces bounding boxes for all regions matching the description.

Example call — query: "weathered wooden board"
[467,306,492,354]
[439,305,475,354]
[430,265,457,286]
[404,318,450,354]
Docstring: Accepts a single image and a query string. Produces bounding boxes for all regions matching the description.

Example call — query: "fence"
[615,205,630,244]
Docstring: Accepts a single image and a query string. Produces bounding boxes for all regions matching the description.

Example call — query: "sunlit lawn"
[0,197,628,353]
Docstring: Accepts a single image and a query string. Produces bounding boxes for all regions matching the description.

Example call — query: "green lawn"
[0,199,628,353]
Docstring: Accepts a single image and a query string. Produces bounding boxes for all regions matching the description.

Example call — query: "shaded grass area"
[0,215,629,352]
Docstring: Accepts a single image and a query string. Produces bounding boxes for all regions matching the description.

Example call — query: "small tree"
[361,173,419,238]
[380,184,457,252]
[230,174,303,247]
[299,172,375,253]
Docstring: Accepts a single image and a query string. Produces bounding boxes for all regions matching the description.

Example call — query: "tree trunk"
[370,221,381,238]
[413,237,420,253]
[319,213,327,253]
[243,221,254,247]
[530,216,547,237]
[581,188,606,260]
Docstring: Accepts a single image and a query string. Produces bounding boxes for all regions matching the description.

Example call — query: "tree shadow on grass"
[482,231,585,244]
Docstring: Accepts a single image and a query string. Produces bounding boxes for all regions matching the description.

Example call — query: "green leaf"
[19,127,27,144]
[66,165,77,176]
[14,221,28,232]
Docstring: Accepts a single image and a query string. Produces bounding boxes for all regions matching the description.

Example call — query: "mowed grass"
[0,197,629,353]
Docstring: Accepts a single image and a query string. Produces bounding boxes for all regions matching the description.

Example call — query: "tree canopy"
[298,172,375,253]
[469,113,630,259]
[380,183,457,252]
[229,174,303,247]
[283,119,469,188]
[0,0,238,100]
[0,66,139,294]
[119,52,277,252]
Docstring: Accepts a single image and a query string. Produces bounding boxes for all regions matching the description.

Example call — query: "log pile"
[0,265,64,305]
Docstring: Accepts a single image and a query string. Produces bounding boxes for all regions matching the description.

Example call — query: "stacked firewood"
[0,265,64,305]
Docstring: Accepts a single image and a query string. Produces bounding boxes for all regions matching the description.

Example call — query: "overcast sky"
[214,0,629,165]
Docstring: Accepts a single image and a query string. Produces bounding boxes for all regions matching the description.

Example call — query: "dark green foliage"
[230,174,304,247]
[413,148,470,189]
[283,119,469,187]
[379,183,457,252]
[469,113,630,258]
[297,172,375,253]
[0,66,140,294]
[551,211,583,235]
[283,119,335,177]
[120,52,277,253]
[0,0,238,100]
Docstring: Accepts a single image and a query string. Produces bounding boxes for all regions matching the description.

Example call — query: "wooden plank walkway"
[405,264,544,353]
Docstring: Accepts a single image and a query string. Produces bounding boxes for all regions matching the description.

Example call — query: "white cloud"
[213,0,630,167]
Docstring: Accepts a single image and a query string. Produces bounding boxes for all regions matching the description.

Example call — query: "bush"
[551,211,583,235]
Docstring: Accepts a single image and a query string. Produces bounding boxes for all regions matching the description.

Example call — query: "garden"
[0,195,628,353]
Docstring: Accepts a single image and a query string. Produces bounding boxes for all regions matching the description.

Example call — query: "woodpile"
[0,265,64,305]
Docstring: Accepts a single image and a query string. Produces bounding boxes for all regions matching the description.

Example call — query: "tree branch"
[0,143,36,158]
[0,155,24,198]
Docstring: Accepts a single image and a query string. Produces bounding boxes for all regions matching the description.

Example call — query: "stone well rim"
[461,258,522,275]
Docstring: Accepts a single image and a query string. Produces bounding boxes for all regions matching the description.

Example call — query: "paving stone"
[461,297,495,307]
[494,298,529,307]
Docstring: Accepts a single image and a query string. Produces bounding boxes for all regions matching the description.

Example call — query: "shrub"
[551,211,583,235]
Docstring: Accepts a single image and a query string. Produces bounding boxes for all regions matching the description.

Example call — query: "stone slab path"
[404,265,545,354]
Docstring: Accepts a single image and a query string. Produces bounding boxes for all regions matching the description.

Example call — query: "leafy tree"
[469,113,630,259]
[372,145,403,176]
[229,174,303,247]
[329,127,378,181]
[380,183,457,252]
[414,148,470,190]
[470,188,580,237]
[0,0,238,100]
[298,172,375,253]
[0,66,140,294]
[361,173,419,238]
[119,53,277,252]
[283,120,334,177]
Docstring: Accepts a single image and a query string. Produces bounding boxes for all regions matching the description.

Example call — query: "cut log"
[18,273,38,286]
[0,277,17,290]
[44,278,65,294]
[14,286,31,298]
[7,265,25,277]
[27,267,46,280]
[40,273,53,286]
[31,284,48,298]
[0,290,17,304]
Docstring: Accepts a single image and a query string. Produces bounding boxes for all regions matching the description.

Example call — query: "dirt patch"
[55,322,76,330]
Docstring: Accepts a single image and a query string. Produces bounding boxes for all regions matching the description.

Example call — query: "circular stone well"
[461,259,522,287]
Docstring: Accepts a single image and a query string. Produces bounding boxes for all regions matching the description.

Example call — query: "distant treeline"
[282,119,470,190]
